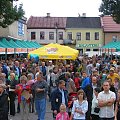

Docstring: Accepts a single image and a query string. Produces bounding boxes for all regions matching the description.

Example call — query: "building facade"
[66,17,103,54]
[101,16,120,45]
[27,14,67,44]
[0,17,27,40]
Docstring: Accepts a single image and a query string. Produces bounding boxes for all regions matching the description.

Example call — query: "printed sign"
[77,44,99,48]
[18,21,24,36]
[46,48,58,54]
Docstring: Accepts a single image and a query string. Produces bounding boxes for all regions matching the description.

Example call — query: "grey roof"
[66,17,101,28]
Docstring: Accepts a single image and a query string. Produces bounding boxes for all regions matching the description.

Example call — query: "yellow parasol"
[28,43,79,60]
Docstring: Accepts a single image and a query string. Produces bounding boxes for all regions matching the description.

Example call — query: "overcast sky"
[16,0,102,19]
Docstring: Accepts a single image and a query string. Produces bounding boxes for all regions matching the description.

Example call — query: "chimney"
[46,13,50,17]
[82,13,86,17]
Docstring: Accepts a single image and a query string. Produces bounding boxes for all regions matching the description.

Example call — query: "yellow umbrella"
[28,43,79,60]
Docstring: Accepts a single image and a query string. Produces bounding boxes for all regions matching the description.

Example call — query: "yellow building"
[65,17,104,54]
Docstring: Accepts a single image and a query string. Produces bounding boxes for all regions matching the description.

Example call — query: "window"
[95,32,99,40]
[49,32,54,40]
[86,32,90,40]
[76,32,81,40]
[40,31,45,40]
[58,32,63,40]
[93,49,99,51]
[67,32,72,40]
[31,32,36,40]
[86,49,90,51]
[79,49,83,55]
[112,36,117,42]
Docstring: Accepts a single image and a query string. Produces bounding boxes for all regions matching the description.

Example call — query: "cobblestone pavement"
[9,100,53,120]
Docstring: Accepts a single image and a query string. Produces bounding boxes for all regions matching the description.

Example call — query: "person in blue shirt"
[81,71,93,120]
[81,71,91,90]
[40,62,47,77]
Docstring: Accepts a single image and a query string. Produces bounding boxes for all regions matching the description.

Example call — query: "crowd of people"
[0,54,120,120]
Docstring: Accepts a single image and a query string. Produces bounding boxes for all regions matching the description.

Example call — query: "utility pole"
[55,22,58,43]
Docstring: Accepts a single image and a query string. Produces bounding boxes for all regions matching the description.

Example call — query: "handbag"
[94,106,100,113]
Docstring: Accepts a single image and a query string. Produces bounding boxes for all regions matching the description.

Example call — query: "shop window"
[58,32,63,40]
[93,49,99,51]
[95,32,99,40]
[40,31,45,40]
[86,32,90,40]
[86,49,90,51]
[49,32,54,40]
[79,49,83,55]
[76,32,81,40]
[31,32,36,40]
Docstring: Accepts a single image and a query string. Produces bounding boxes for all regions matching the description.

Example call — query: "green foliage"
[0,0,24,28]
[99,0,120,23]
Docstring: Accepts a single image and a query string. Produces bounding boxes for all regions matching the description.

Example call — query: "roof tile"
[27,16,67,29]
[101,16,120,32]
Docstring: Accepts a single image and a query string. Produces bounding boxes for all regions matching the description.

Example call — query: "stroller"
[68,92,77,116]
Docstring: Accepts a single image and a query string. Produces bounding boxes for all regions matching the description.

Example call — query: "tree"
[99,0,120,23]
[0,0,24,28]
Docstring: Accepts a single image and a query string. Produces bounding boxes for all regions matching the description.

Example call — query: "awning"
[9,39,21,48]
[0,38,42,48]
[16,40,41,48]
[0,40,9,48]
[102,41,120,51]
[34,41,41,48]
[1,38,14,48]
[29,41,39,48]
[15,40,28,48]
[25,41,37,48]
[21,40,32,48]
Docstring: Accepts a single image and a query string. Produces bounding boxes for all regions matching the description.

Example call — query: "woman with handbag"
[91,87,101,120]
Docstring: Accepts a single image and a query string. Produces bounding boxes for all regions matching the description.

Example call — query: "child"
[56,104,69,120]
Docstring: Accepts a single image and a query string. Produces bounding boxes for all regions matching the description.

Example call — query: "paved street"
[9,100,53,120]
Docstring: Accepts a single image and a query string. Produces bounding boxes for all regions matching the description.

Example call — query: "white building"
[27,13,67,44]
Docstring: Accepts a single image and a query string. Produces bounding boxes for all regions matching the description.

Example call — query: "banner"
[102,48,116,53]
[7,48,14,53]
[77,44,99,48]
[16,48,21,53]
[0,48,5,52]
[21,48,27,53]
[28,48,33,52]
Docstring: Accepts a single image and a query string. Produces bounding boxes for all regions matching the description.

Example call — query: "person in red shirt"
[15,75,31,120]
[74,72,81,91]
